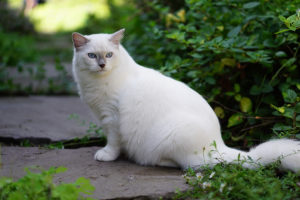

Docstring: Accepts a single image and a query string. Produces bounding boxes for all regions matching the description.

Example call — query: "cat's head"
[72,29,125,74]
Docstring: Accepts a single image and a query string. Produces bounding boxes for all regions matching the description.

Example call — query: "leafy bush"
[176,163,300,200]
[0,166,95,200]
[131,0,300,148]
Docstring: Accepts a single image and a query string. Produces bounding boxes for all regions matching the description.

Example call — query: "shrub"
[131,0,300,148]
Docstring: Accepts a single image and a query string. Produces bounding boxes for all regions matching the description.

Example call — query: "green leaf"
[282,89,297,103]
[250,85,261,95]
[55,166,67,174]
[227,113,244,128]
[231,133,246,141]
[221,58,236,67]
[275,29,290,34]
[272,123,292,132]
[214,106,225,119]
[275,51,287,58]
[234,83,240,93]
[205,77,216,85]
[227,26,241,38]
[283,108,294,119]
[240,97,252,113]
[270,104,285,113]
[279,15,287,23]
[0,177,12,188]
[243,2,260,9]
[234,94,242,102]
[75,177,95,194]
[283,57,296,67]
[261,83,273,93]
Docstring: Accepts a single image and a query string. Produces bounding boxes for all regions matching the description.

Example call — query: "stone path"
[1,146,188,200]
[0,96,189,199]
[0,96,96,142]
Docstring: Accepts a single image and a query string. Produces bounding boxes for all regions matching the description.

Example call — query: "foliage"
[0,23,74,95]
[277,9,300,33]
[0,31,37,66]
[0,166,95,200]
[175,163,300,200]
[45,114,106,149]
[132,0,300,148]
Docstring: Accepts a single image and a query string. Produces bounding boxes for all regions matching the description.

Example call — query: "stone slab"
[0,96,98,141]
[0,147,188,199]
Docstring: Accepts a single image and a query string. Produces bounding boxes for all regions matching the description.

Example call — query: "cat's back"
[119,65,217,122]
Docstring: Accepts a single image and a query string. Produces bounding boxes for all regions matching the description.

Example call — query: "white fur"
[72,31,300,172]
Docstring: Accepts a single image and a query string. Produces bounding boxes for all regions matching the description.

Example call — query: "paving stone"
[0,96,97,141]
[0,147,189,199]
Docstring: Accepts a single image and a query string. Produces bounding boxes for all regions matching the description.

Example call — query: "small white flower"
[202,181,211,189]
[209,171,216,179]
[219,183,226,193]
[196,172,203,179]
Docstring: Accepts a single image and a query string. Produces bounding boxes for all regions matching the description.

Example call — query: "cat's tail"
[217,139,300,172]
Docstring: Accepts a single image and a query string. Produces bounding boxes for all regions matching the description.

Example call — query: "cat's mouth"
[92,68,106,73]
[96,68,106,72]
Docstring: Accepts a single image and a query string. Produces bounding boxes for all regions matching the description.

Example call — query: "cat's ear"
[109,28,125,46]
[72,32,89,50]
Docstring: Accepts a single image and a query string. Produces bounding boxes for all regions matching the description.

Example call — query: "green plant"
[68,113,104,138]
[271,86,300,138]
[132,0,300,148]
[175,163,300,200]
[0,166,95,200]
[277,9,300,33]
[43,114,106,149]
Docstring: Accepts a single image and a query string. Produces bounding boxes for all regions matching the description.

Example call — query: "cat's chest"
[80,80,117,106]
[78,78,120,123]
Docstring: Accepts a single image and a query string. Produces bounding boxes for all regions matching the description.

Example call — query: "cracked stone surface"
[0,96,97,142]
[0,146,188,199]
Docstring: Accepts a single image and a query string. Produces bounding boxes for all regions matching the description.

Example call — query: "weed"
[0,166,96,200]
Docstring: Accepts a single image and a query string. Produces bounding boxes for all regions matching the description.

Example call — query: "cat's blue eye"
[106,52,113,58]
[88,53,97,58]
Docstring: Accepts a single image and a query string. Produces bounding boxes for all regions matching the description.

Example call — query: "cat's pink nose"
[99,64,105,68]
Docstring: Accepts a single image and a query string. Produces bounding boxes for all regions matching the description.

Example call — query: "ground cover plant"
[0,166,95,200]
[176,162,300,200]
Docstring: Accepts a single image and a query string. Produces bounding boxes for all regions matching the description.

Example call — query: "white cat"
[72,29,300,172]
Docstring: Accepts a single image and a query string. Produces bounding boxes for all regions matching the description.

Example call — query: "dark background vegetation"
[1,0,299,149]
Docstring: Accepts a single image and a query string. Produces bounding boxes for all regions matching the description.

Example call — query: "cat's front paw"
[94,147,119,161]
